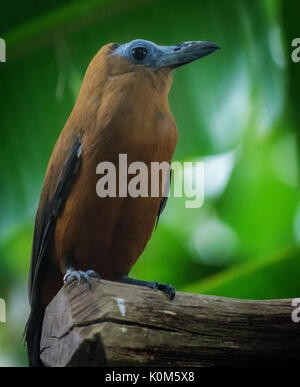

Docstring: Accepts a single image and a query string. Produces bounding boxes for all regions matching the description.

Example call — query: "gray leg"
[119,276,175,300]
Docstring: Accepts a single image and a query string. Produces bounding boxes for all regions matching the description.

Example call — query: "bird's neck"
[75,68,172,121]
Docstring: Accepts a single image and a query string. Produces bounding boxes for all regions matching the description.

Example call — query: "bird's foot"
[63,268,100,290]
[154,282,176,300]
[120,276,175,300]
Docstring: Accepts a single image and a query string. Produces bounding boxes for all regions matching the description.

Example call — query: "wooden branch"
[40,279,300,367]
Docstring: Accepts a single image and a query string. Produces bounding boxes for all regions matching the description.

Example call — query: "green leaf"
[183,246,300,299]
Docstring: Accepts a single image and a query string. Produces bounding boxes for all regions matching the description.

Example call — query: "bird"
[24,38,220,367]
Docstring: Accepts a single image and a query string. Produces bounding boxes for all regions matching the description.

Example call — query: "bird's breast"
[53,94,177,279]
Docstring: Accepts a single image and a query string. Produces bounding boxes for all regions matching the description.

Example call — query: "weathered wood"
[40,279,300,367]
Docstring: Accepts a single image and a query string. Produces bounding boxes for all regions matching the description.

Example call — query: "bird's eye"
[131,46,148,61]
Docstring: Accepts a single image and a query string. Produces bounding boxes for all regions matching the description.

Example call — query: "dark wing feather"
[29,135,82,305]
[25,134,82,366]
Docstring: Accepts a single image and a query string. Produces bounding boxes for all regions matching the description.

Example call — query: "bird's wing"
[155,168,172,229]
[28,134,82,307]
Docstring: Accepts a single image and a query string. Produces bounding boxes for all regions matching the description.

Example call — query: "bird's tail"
[24,306,45,367]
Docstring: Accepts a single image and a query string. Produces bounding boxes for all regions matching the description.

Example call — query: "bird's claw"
[152,282,159,291]
[119,276,176,300]
[156,283,176,300]
[63,269,100,289]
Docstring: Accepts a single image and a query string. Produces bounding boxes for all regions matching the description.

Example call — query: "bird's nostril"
[174,44,182,52]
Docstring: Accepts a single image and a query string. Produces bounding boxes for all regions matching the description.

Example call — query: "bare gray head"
[112,39,220,70]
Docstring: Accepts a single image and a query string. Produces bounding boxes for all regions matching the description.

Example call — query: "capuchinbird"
[25,39,220,366]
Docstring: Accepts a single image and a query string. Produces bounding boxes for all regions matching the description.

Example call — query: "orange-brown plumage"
[40,45,177,304]
[25,39,219,367]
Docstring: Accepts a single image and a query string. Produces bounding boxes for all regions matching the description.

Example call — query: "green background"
[0,0,299,366]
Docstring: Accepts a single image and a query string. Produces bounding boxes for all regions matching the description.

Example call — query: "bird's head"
[110,39,220,71]
[79,39,220,105]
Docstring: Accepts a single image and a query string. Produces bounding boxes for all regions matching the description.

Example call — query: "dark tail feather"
[24,307,45,367]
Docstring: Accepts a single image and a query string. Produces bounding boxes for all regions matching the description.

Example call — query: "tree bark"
[40,278,300,367]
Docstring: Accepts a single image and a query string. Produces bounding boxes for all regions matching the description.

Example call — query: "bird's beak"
[157,41,220,69]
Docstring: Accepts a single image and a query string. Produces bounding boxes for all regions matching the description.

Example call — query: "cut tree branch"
[40,279,300,367]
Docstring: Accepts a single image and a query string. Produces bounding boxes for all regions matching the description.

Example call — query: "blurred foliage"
[184,246,300,299]
[0,0,299,366]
